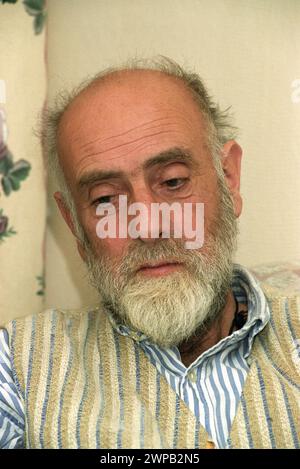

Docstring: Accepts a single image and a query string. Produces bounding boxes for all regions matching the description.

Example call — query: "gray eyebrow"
[77,146,198,192]
[142,147,197,170]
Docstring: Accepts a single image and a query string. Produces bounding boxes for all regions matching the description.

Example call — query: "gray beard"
[80,174,238,348]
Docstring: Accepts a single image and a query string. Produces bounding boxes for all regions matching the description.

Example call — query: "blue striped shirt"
[0,263,270,448]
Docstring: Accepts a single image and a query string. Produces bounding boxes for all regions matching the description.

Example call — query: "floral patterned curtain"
[0,0,47,325]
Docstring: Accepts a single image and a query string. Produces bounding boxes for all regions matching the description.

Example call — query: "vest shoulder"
[2,306,107,334]
[261,287,300,335]
[261,283,300,302]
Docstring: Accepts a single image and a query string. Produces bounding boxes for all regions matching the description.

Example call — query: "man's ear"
[54,191,87,262]
[221,140,243,217]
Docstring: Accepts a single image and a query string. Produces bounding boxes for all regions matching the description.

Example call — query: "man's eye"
[163,178,188,189]
[93,195,114,205]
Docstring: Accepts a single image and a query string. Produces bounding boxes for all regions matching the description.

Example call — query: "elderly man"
[0,58,299,449]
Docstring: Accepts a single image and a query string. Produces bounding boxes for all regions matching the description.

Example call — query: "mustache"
[114,237,206,280]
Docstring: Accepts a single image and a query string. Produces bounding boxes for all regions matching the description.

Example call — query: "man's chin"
[117,290,212,349]
[127,319,202,349]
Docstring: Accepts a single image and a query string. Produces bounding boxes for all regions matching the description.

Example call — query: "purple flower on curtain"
[0,108,31,197]
[0,213,8,233]
[0,208,16,242]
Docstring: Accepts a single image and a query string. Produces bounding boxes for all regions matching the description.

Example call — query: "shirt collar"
[188,263,271,363]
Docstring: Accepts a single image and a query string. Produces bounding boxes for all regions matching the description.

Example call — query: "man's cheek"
[95,237,129,262]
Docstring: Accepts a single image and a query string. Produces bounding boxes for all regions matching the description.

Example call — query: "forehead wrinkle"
[78,122,175,156]
[80,128,182,160]
[77,117,190,156]
[116,138,186,166]
[78,115,174,151]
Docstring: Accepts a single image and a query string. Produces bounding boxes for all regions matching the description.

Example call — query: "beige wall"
[45,0,300,310]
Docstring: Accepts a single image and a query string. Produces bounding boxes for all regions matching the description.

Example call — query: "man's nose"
[129,188,163,243]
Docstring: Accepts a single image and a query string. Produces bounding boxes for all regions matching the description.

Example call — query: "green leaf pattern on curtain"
[1,0,47,34]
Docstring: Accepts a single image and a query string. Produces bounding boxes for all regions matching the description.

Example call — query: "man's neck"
[178,290,238,367]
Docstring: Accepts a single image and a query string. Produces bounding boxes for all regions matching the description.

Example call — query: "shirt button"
[130,331,141,341]
[188,369,197,383]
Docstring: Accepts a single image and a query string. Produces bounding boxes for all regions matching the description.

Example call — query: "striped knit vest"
[5,290,300,448]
